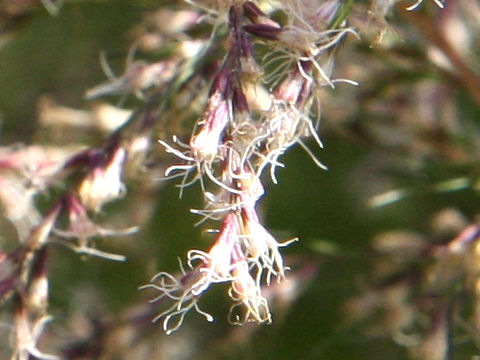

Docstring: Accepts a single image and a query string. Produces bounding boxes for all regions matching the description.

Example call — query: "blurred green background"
[1,1,480,359]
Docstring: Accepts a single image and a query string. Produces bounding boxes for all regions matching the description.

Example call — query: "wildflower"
[257,61,327,182]
[141,208,286,332]
[190,68,231,163]
[78,144,126,212]
[142,213,240,334]
[141,268,214,335]
[240,204,296,284]
[53,194,135,261]
[187,213,240,285]
[228,254,271,325]
[277,0,354,58]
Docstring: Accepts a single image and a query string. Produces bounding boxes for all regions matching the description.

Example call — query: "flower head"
[190,68,231,163]
[78,145,126,212]
[229,254,271,325]
[240,205,296,284]
[53,194,134,261]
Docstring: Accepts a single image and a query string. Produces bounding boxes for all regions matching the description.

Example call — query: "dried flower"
[53,194,135,261]
[228,256,271,325]
[78,145,126,212]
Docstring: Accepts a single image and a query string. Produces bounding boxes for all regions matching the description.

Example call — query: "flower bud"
[243,24,282,40]
[79,146,126,212]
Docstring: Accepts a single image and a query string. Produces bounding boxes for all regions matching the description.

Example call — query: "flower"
[53,194,135,261]
[190,68,231,163]
[78,145,126,212]
[141,213,240,334]
[240,204,297,284]
[141,268,214,335]
[187,213,240,284]
[228,255,271,325]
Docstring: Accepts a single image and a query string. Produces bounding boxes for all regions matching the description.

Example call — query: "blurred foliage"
[1,0,480,359]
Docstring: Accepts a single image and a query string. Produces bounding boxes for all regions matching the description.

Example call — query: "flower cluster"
[0,0,455,357]
[141,0,445,334]
[0,136,141,357]
[142,1,354,333]
[142,169,297,333]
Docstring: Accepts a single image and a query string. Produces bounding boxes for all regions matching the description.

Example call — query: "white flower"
[79,146,126,212]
